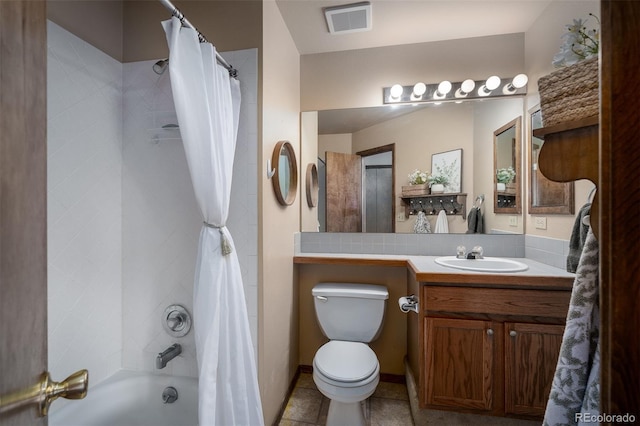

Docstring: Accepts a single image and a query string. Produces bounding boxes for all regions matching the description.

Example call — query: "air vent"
[324,2,372,34]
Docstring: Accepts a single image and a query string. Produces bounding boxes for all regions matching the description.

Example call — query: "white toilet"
[312,282,389,426]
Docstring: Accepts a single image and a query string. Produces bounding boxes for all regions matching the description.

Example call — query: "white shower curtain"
[162,17,264,426]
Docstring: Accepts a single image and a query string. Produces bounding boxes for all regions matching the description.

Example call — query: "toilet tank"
[312,283,389,343]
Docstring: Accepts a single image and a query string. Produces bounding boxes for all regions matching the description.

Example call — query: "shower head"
[153,58,169,75]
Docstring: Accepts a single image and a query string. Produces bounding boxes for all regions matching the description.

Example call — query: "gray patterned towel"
[544,229,600,426]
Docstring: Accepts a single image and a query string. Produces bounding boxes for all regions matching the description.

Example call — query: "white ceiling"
[276,0,553,55]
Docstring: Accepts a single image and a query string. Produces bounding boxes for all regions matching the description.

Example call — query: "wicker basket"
[537,56,599,127]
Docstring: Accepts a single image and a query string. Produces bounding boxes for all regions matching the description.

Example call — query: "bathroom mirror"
[493,116,521,214]
[305,97,526,233]
[528,108,574,214]
[272,140,298,206]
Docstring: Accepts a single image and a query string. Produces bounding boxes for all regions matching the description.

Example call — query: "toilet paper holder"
[399,294,419,313]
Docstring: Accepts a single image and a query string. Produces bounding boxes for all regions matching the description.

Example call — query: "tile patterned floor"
[279,373,412,426]
[279,373,542,426]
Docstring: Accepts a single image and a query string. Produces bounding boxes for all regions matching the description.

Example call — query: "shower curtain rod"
[159,0,238,78]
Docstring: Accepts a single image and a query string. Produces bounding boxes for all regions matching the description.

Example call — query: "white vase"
[497,182,506,191]
[431,183,444,194]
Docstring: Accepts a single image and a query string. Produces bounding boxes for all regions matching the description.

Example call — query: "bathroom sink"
[434,256,528,273]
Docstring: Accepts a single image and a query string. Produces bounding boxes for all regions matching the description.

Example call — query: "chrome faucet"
[467,246,484,259]
[156,343,182,369]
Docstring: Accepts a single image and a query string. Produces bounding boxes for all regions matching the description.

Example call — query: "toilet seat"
[313,341,378,385]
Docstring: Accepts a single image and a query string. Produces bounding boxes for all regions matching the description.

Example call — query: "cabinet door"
[425,317,496,410]
[504,322,564,416]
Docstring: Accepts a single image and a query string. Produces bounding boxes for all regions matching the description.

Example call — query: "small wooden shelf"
[401,193,467,220]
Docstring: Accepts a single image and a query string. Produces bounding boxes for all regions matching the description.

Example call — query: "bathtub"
[49,370,198,426]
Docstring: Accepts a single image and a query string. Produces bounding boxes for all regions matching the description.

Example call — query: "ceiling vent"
[324,2,372,35]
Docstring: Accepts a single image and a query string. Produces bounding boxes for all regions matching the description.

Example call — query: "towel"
[567,203,591,273]
[413,211,431,233]
[434,209,449,233]
[544,229,600,426]
[465,207,483,234]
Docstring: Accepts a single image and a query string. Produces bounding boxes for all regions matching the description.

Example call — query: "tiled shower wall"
[47,21,123,386]
[121,50,259,376]
[47,18,258,385]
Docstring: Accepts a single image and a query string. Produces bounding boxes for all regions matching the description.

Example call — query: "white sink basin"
[434,256,529,273]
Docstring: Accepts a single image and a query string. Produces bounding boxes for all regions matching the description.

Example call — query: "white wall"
[47,19,259,388]
[47,21,123,390]
[121,50,259,376]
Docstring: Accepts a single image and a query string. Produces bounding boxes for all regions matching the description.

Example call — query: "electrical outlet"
[535,216,547,230]
[509,216,518,227]
[397,213,406,222]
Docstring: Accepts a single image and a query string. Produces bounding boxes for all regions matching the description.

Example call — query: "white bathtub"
[50,370,198,426]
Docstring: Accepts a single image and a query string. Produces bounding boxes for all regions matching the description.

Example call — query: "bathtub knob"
[162,386,179,404]
[162,304,192,337]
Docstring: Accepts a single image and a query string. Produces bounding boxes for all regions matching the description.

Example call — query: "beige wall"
[48,1,262,63]
[123,0,262,62]
[318,133,353,159]
[473,98,527,233]
[48,0,124,61]
[301,112,319,232]
[260,1,300,424]
[352,104,474,233]
[297,264,409,376]
[523,0,599,239]
[301,33,525,111]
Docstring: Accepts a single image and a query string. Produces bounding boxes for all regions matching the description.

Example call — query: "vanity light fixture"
[503,73,529,94]
[433,80,452,99]
[383,74,527,105]
[455,79,476,98]
[478,75,501,96]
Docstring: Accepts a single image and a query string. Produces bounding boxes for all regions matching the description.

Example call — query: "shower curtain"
[162,17,264,426]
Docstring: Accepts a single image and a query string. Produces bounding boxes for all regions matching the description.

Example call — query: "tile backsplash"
[299,232,570,268]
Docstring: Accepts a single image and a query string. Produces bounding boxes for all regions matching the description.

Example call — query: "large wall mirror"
[493,117,522,214]
[529,108,575,214]
[303,97,526,233]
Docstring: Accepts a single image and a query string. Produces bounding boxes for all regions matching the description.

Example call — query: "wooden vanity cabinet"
[420,284,569,420]
[425,317,498,411]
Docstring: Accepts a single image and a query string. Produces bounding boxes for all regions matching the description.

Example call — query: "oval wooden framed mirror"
[305,163,319,207]
[493,116,522,214]
[272,140,298,206]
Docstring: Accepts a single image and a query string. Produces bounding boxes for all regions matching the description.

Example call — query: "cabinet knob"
[510,330,517,337]
[486,329,494,336]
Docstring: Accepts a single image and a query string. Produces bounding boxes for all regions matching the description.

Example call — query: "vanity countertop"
[294,253,574,290]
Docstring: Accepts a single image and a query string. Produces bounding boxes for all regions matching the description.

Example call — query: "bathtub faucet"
[156,343,182,369]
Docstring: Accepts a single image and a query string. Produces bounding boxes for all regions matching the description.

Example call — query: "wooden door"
[504,323,564,417]
[425,317,496,411]
[325,151,362,232]
[0,1,48,425]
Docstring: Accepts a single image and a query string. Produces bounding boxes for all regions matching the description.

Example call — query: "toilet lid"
[314,341,378,383]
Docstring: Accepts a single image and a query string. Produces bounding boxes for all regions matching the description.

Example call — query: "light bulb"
[503,73,529,94]
[412,82,427,97]
[434,80,452,99]
[455,79,476,98]
[512,73,528,89]
[486,75,501,91]
[390,84,403,100]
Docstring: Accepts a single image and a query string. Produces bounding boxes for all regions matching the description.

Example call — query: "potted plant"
[496,166,516,191]
[428,174,448,194]
[402,169,430,196]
